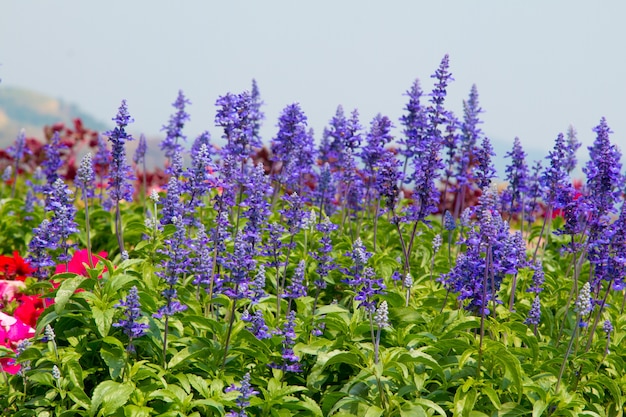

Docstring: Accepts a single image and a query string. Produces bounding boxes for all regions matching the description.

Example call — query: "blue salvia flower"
[250,79,265,144]
[221,234,257,301]
[527,261,545,294]
[285,260,307,301]
[374,150,402,214]
[475,137,496,190]
[154,218,190,319]
[23,189,36,221]
[241,163,272,249]
[314,163,336,216]
[524,160,543,225]
[113,286,149,352]
[27,219,57,280]
[361,114,394,177]
[374,300,390,328]
[14,339,32,376]
[48,178,79,264]
[105,100,135,203]
[76,152,95,199]
[584,117,624,224]
[190,225,213,290]
[249,265,267,304]
[2,166,11,182]
[133,134,147,165]
[270,310,301,372]
[355,267,386,313]
[93,134,111,205]
[271,103,310,190]
[43,131,65,188]
[574,282,592,326]
[160,176,184,226]
[52,365,61,380]
[584,118,624,288]
[216,91,259,162]
[161,90,191,160]
[342,237,372,287]
[500,137,529,217]
[191,131,215,160]
[311,217,338,289]
[456,84,483,189]
[564,125,581,175]
[225,372,259,417]
[183,143,216,225]
[540,133,570,210]
[603,319,613,334]
[444,211,456,231]
[7,129,30,189]
[398,79,428,165]
[241,309,270,340]
[525,296,541,326]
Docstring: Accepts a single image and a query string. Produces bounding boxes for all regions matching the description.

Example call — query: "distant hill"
[0,85,108,146]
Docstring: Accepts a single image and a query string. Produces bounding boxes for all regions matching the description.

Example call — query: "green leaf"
[296,396,324,417]
[412,398,447,417]
[54,275,86,315]
[92,304,115,338]
[124,405,152,417]
[364,405,383,417]
[89,381,133,417]
[100,345,125,380]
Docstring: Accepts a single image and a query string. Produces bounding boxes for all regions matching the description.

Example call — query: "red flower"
[0,252,35,282]
[13,295,48,329]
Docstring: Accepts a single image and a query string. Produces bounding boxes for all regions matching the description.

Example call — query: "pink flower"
[54,249,108,276]
[0,280,26,304]
[0,312,35,375]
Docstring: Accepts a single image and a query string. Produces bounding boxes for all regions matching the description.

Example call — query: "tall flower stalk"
[105,100,135,256]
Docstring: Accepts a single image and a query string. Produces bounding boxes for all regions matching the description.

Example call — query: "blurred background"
[1,1,625,174]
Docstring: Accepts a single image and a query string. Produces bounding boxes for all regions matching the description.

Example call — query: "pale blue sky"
[1,1,625,161]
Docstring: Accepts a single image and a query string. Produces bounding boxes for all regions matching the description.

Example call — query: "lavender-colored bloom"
[428,54,454,125]
[154,218,190,319]
[27,219,57,280]
[7,129,30,165]
[285,260,307,300]
[190,225,213,289]
[361,114,394,177]
[270,310,301,372]
[398,79,428,163]
[48,178,79,263]
[2,166,11,181]
[314,163,337,216]
[456,84,483,189]
[42,132,66,194]
[250,79,265,143]
[323,106,362,169]
[374,300,390,328]
[540,133,570,210]
[133,134,147,165]
[524,295,541,326]
[216,91,259,162]
[500,137,529,217]
[354,267,386,313]
[105,100,135,203]
[311,217,338,289]
[183,144,216,225]
[23,189,36,220]
[407,139,442,224]
[221,234,257,301]
[574,282,592,316]
[225,372,259,417]
[271,103,309,184]
[374,150,402,213]
[563,125,581,175]
[524,160,543,225]
[76,153,95,199]
[475,137,496,190]
[433,234,443,253]
[527,261,545,294]
[160,175,184,226]
[191,131,215,160]
[113,286,149,352]
[242,309,270,340]
[241,163,272,248]
[280,192,306,235]
[444,211,456,231]
[161,90,191,159]
[584,117,624,223]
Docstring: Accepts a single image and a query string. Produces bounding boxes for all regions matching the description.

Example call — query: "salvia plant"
[1,57,626,417]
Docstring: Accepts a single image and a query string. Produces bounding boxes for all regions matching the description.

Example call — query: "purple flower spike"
[105,100,135,203]
[113,286,149,352]
[161,90,191,159]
